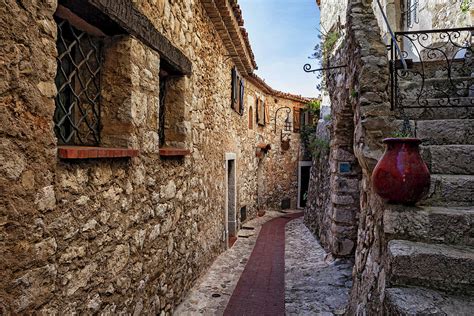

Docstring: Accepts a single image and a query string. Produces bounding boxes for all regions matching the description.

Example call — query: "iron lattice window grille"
[404,0,419,28]
[54,17,103,145]
[159,72,168,147]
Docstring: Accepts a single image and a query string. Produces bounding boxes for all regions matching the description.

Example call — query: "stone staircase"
[383,60,474,314]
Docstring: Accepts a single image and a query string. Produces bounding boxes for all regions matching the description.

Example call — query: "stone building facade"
[308,0,473,314]
[0,0,310,313]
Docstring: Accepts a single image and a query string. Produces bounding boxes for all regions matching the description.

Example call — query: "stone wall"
[372,0,472,44]
[0,0,307,314]
[323,0,399,314]
[319,0,348,33]
[303,119,332,250]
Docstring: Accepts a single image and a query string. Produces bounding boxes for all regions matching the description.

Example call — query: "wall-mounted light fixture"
[274,106,292,151]
[274,106,292,133]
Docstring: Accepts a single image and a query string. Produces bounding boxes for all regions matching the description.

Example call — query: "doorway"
[225,153,237,245]
[298,161,312,209]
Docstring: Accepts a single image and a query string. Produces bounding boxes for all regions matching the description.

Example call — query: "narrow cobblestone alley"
[175,211,353,315]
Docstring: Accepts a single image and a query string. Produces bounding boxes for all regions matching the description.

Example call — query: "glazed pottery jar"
[372,138,430,205]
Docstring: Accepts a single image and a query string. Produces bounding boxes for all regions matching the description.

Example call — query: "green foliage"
[392,131,413,138]
[306,100,321,116]
[323,31,341,56]
[301,123,329,160]
[392,119,414,138]
[308,137,330,160]
[300,100,330,159]
[350,89,359,98]
[323,114,331,121]
[460,0,471,13]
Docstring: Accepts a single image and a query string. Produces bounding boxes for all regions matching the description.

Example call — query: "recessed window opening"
[54,16,105,145]
[159,69,169,147]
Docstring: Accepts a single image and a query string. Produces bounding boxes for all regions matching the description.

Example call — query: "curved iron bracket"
[274,106,292,133]
[303,63,347,73]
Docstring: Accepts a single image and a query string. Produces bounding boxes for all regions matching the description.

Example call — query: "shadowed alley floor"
[175,211,353,315]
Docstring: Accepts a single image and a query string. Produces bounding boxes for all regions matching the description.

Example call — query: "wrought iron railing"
[54,17,102,145]
[390,27,474,110]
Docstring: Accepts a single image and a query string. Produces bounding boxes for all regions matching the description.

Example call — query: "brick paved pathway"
[223,212,303,316]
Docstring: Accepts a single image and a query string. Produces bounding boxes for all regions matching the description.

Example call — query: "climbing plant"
[300,100,330,159]
[460,0,471,13]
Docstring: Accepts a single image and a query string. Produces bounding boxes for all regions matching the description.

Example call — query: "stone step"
[416,119,474,145]
[399,76,474,99]
[384,205,474,246]
[385,286,474,315]
[421,145,474,175]
[388,240,474,294]
[397,98,474,120]
[399,75,474,90]
[422,174,474,206]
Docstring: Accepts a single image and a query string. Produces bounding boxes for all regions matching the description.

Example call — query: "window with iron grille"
[404,0,418,28]
[159,71,168,147]
[54,16,103,145]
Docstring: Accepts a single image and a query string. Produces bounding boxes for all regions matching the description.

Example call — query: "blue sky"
[239,0,321,97]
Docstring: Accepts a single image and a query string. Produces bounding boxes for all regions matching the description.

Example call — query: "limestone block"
[35,185,56,212]
[332,207,357,226]
[14,264,57,312]
[332,194,356,206]
[160,180,177,201]
[87,293,102,312]
[59,246,86,263]
[34,237,57,261]
[108,244,130,276]
[66,263,97,296]
[0,139,26,180]
[149,224,161,241]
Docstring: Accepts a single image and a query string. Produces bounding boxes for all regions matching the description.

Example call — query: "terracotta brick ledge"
[159,147,191,157]
[58,146,139,159]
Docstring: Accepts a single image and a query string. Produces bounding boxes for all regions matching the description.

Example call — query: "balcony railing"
[390,27,474,110]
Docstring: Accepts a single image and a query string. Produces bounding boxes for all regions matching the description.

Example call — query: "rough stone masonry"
[0,0,311,314]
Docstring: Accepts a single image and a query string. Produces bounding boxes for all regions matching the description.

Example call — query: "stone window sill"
[58,146,139,159]
[159,147,191,157]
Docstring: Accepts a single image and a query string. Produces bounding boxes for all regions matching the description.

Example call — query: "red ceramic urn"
[372,138,430,205]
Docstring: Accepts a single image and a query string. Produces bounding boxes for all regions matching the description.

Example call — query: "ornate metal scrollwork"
[390,27,474,110]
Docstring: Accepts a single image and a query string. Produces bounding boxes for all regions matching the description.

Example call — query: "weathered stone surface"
[34,185,56,212]
[285,217,352,315]
[388,240,474,294]
[416,119,474,145]
[385,286,474,316]
[425,145,474,175]
[402,102,474,120]
[13,264,57,312]
[0,1,309,313]
[66,263,98,296]
[0,139,26,180]
[424,174,474,206]
[384,205,474,246]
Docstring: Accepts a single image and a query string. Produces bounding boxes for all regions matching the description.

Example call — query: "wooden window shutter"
[257,99,264,125]
[264,100,270,125]
[231,67,237,110]
[293,108,301,133]
[248,106,253,129]
[239,79,245,115]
